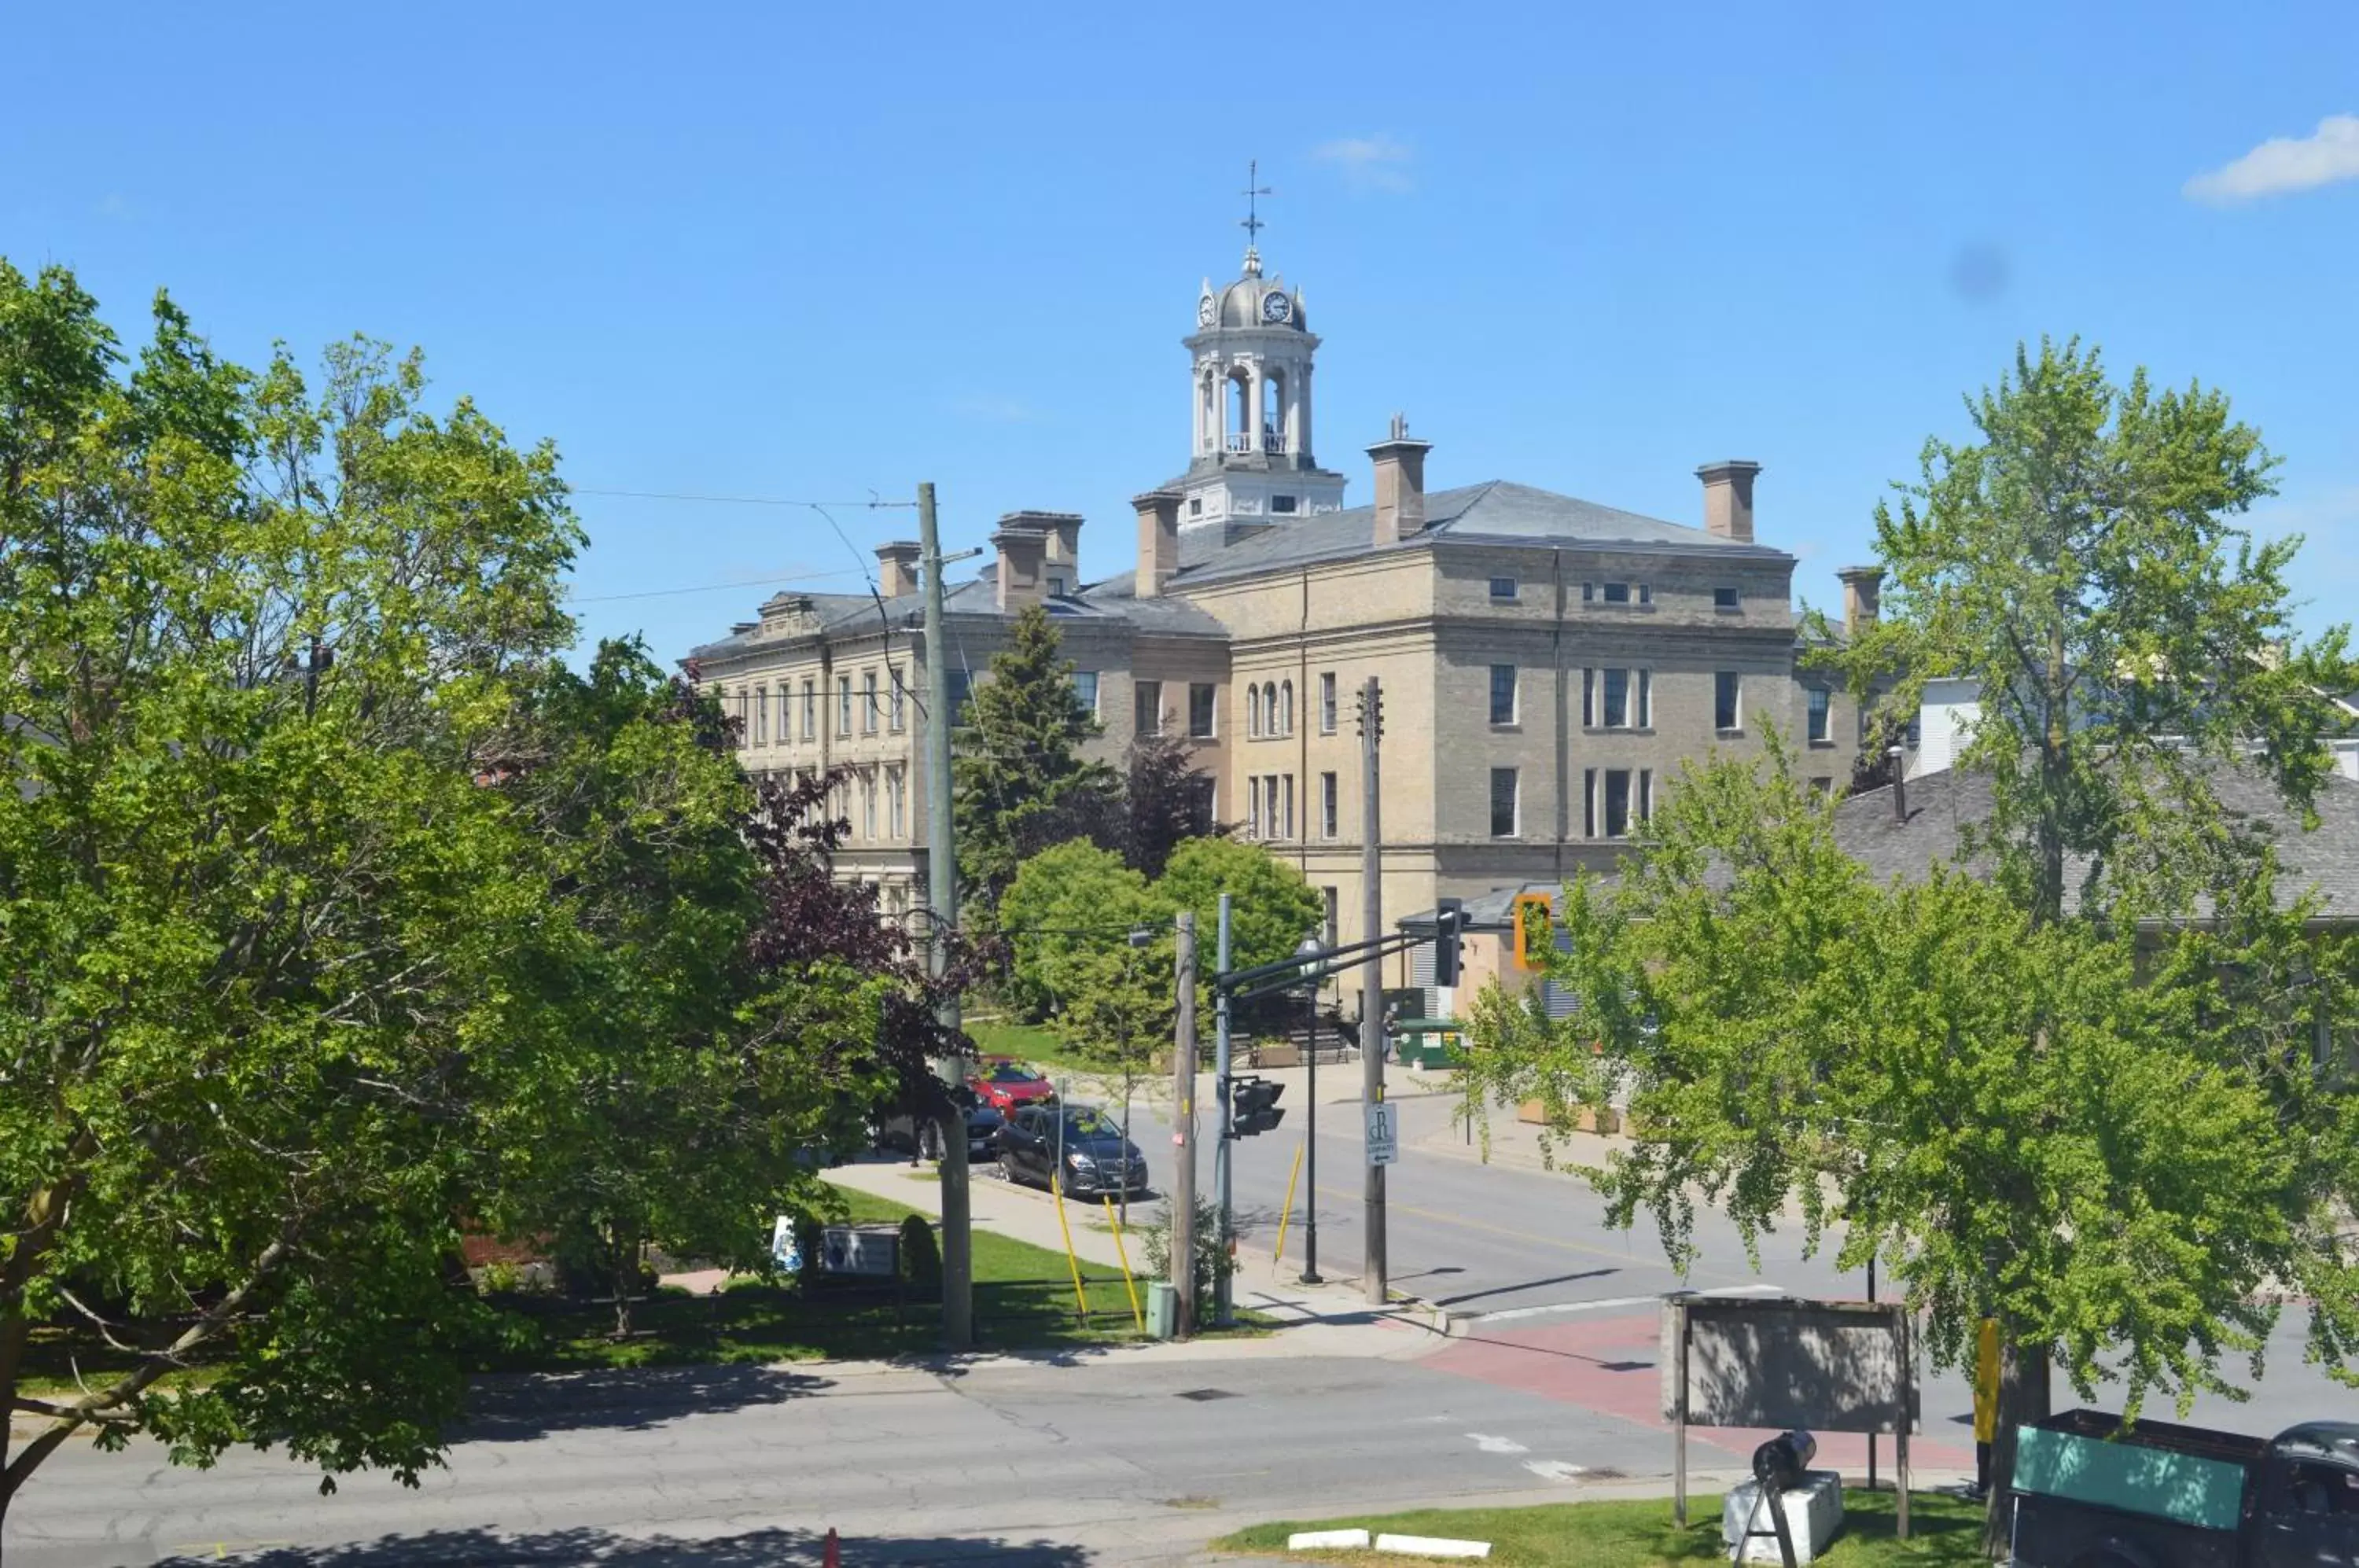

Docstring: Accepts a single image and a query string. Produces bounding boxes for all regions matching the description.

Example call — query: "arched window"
[1279,680,1294,735]
[1247,685,1263,738]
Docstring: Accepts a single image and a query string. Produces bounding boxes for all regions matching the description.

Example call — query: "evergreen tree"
[951,607,1120,902]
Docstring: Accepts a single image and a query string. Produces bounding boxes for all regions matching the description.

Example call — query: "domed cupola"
[1172,166,1349,532]
[1198,248,1305,333]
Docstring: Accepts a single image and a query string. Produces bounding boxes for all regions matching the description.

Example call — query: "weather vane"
[1240,159,1272,247]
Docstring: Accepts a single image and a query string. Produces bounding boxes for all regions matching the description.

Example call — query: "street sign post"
[1365,1102,1399,1166]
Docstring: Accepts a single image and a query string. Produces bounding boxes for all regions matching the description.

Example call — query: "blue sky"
[9,1,2354,662]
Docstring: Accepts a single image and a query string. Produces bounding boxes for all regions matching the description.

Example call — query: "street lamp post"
[1295,933,1323,1286]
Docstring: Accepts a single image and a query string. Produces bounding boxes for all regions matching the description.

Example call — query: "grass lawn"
[966,1018,1099,1078]
[474,1182,1236,1372]
[1215,1489,1986,1567]
[17,1183,1249,1394]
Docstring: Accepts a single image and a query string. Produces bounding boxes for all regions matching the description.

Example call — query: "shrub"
[898,1213,942,1297]
[1139,1194,1230,1305]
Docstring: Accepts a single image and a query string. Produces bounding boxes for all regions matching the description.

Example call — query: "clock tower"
[1176,242,1348,532]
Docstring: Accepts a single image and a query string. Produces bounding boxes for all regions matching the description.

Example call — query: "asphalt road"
[1117,1062,2357,1436]
[9,1348,1765,1566]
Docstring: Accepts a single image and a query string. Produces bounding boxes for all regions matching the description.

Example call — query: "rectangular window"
[1715,672,1742,731]
[861,670,878,734]
[1489,576,1517,600]
[1047,574,1068,598]
[1603,668,1630,727]
[1282,775,1294,840]
[1073,670,1099,720]
[1808,686,1831,744]
[801,679,816,740]
[754,686,770,745]
[945,670,972,723]
[862,771,877,838]
[1603,581,1631,605]
[1320,771,1338,838]
[1584,767,1598,837]
[1189,682,1216,739]
[1271,494,1297,513]
[1636,668,1652,728]
[837,675,853,736]
[1713,586,1741,611]
[1604,769,1632,838]
[1489,664,1518,726]
[1319,672,1338,734]
[1582,667,1595,727]
[1491,767,1519,838]
[889,667,905,731]
[1581,581,1595,603]
[1187,775,1216,834]
[888,767,906,837]
[1640,768,1654,824]
[1247,777,1262,839]
[1321,886,1339,947]
[1637,583,1653,606]
[1810,775,1834,800]
[1135,679,1164,738]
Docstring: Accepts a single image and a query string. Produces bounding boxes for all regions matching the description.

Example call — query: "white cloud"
[2184,114,2359,204]
[1313,134,1414,193]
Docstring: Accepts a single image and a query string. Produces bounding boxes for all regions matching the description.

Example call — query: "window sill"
[1714,605,1745,615]
[1584,603,1658,613]
[1807,738,1836,749]
[1581,727,1657,736]
[1490,721,1522,732]
[1715,727,1745,739]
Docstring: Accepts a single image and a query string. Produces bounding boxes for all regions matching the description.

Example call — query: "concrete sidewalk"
[818,1154,1452,1361]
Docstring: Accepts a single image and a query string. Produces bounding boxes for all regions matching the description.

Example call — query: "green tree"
[489,644,885,1338]
[1053,941,1175,1223]
[951,607,1121,903]
[1466,745,2354,1545]
[999,839,1168,1014]
[1827,340,2355,1526]
[1156,835,1326,978]
[0,264,579,1523]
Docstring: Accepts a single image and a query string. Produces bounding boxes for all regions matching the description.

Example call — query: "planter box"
[1515,1100,1621,1135]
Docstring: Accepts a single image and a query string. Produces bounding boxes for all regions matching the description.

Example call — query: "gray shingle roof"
[1176,480,1790,587]
[1832,764,2359,922]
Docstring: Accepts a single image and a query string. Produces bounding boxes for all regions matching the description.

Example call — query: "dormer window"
[1047,575,1068,598]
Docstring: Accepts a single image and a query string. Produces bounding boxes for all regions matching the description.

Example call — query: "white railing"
[1225,432,1289,455]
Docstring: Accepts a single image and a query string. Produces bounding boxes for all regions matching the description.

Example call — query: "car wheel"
[999,1151,1023,1187]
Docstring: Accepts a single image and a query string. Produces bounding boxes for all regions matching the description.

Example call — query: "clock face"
[1198,294,1217,327]
[1260,291,1292,324]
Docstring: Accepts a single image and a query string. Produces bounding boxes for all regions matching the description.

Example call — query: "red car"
[967,1058,1057,1113]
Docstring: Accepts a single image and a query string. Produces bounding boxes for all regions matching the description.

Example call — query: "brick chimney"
[1367,414,1433,547]
[1837,565,1884,639]
[1696,460,1762,543]
[992,510,1083,597]
[992,516,1051,613]
[874,540,921,599]
[1132,489,1181,600]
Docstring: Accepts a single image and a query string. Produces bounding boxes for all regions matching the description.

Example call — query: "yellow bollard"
[1052,1177,1091,1323]
[1272,1138,1306,1270]
[1102,1197,1145,1332]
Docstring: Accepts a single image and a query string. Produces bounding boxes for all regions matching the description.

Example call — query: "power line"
[573,488,918,509]
[566,566,873,605]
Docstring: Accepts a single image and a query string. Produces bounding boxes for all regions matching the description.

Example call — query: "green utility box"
[1146,1281,1178,1340]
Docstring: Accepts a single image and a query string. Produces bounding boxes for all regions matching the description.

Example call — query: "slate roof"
[1172,480,1790,587]
[1831,763,2359,923]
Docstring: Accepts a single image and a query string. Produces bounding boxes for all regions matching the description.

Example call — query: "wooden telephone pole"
[918,482,972,1349]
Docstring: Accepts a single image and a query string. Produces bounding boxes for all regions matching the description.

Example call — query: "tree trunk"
[609,1223,637,1341]
[1982,1338,2052,1559]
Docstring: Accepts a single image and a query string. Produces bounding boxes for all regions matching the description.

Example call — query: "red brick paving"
[1426,1311,1974,1471]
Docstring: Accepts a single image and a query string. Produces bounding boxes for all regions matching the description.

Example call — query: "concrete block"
[1288,1527,1371,1550]
[1722,1470,1844,1563]
[1374,1534,1491,1559]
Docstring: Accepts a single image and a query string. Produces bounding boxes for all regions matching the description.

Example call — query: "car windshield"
[984,1064,1044,1084]
[1058,1110,1123,1141]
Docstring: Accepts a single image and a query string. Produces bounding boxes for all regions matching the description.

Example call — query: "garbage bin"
[1146,1281,1178,1340]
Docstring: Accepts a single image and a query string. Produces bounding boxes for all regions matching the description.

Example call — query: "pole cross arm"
[1218,929,1430,999]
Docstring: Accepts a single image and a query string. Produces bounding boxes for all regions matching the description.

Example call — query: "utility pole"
[1172,910,1198,1338]
[1360,675,1387,1308]
[1212,893,1235,1327]
[918,481,972,1349]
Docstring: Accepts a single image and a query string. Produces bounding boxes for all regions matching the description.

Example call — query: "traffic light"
[1432,896,1463,987]
[1511,893,1553,970]
[1229,1076,1285,1137]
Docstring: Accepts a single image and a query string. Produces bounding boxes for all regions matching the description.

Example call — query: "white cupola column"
[1249,359,1268,451]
